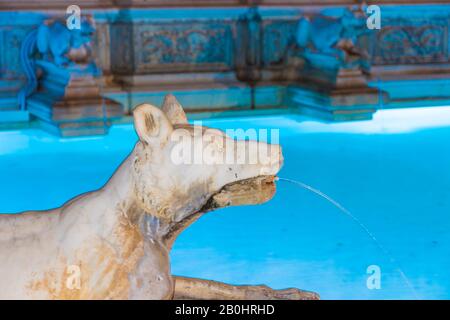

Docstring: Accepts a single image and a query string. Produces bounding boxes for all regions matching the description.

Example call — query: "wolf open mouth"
[164,176,277,245]
[201,175,277,212]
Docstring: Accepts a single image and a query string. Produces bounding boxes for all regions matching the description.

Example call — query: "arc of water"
[278,177,419,299]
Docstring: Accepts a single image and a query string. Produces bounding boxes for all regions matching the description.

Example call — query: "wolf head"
[131,95,283,224]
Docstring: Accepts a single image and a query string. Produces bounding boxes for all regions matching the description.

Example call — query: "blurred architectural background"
[1,0,449,135]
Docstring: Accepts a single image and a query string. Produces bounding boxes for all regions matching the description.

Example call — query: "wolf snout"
[260,144,283,176]
[271,144,284,173]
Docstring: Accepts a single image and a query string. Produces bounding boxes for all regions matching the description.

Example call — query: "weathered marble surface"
[0,95,318,300]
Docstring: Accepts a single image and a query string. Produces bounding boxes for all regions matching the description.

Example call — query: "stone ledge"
[1,0,447,11]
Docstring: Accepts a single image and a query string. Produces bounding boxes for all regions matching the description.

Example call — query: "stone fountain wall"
[1,0,450,135]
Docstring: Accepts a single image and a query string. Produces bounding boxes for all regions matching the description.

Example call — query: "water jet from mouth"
[279,177,419,299]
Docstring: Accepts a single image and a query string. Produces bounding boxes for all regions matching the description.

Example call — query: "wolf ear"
[161,94,188,125]
[133,104,173,146]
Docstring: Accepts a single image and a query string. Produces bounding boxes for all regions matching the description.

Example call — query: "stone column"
[0,12,44,123]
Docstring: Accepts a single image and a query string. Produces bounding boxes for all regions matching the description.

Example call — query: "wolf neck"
[98,151,169,242]
[103,156,136,208]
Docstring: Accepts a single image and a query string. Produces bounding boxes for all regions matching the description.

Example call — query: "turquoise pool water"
[1,107,450,299]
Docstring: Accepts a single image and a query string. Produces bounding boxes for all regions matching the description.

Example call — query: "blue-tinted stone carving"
[287,7,387,121]
[373,21,447,65]
[293,7,371,82]
[18,16,122,136]
[111,21,235,74]
[262,20,297,67]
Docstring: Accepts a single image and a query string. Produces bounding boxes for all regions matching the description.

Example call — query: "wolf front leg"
[172,276,319,300]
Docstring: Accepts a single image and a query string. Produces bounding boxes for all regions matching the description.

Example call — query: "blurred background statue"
[285,6,387,121]
[18,15,121,136]
[290,7,371,88]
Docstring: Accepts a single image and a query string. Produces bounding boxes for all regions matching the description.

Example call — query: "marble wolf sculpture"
[0,95,318,300]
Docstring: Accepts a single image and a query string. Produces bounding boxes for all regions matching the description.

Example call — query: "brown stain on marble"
[27,203,146,300]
